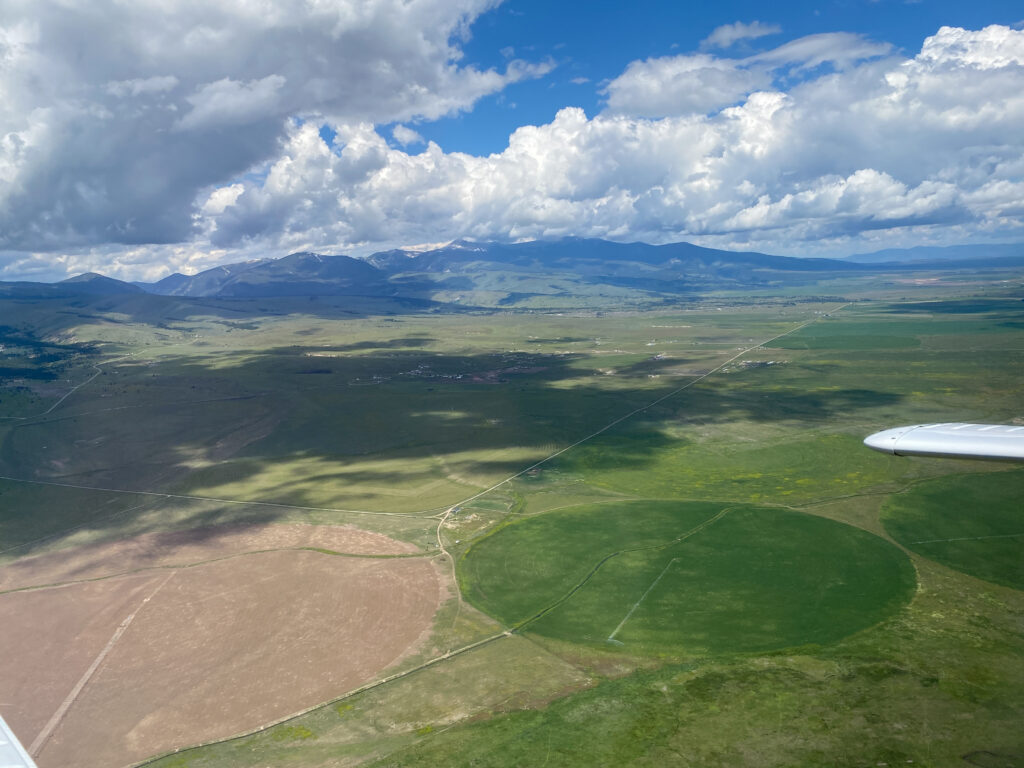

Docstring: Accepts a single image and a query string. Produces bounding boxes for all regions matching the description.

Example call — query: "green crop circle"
[460,501,914,654]
[882,470,1024,590]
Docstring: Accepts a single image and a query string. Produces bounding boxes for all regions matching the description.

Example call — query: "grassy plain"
[0,276,1021,767]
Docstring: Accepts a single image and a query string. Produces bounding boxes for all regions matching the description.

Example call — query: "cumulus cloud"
[201,184,245,216]
[603,31,892,117]
[2,19,1024,281]
[700,21,781,51]
[192,25,1024,264]
[0,0,545,253]
[916,24,1024,68]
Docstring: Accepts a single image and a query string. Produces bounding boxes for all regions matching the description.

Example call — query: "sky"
[0,0,1023,282]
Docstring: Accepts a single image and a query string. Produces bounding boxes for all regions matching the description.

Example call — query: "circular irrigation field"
[459,501,914,654]
[882,469,1024,590]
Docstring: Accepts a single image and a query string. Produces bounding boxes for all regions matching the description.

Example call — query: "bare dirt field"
[0,525,441,768]
[0,573,168,752]
[0,521,418,592]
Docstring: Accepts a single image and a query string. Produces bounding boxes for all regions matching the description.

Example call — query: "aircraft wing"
[864,423,1024,461]
[0,715,38,768]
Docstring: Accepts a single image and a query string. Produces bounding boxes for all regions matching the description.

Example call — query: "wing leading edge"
[0,715,38,768]
[864,423,1024,462]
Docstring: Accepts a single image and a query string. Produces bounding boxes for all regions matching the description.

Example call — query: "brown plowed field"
[0,573,167,750]
[0,526,441,768]
[0,522,418,592]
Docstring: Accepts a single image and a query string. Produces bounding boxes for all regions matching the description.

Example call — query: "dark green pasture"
[460,501,914,654]
[882,470,1024,589]
[766,304,1024,351]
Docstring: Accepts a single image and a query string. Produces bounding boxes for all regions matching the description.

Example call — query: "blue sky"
[0,0,1022,281]
[410,0,1024,155]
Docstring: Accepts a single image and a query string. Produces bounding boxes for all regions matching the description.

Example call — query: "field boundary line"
[11,392,272,427]
[129,629,513,768]
[911,532,1024,544]
[0,501,146,557]
[0,546,436,596]
[451,305,849,509]
[0,474,422,518]
[30,571,175,757]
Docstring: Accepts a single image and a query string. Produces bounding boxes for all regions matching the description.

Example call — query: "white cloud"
[201,183,244,216]
[0,243,236,283]
[603,31,892,118]
[2,19,1023,281]
[392,125,426,146]
[176,75,287,131]
[0,0,545,253]
[193,25,1024,266]
[916,24,1024,69]
[700,21,781,51]
[603,54,771,117]
[748,32,892,71]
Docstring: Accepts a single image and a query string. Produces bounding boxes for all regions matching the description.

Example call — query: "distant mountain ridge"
[4,238,1022,304]
[144,259,273,296]
[843,243,1024,264]
[59,272,146,295]
[149,239,872,303]
[134,238,866,300]
[142,252,386,297]
[390,237,853,273]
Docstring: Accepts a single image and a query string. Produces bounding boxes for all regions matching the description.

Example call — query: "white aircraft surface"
[0,715,37,768]
[864,423,1024,461]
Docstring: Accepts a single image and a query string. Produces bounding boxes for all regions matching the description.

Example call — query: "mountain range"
[842,243,1024,264]
[140,238,862,301]
[3,238,1022,306]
